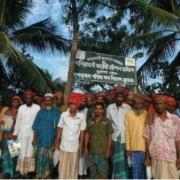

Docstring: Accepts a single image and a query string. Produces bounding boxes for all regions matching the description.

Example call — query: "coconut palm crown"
[0,0,71,94]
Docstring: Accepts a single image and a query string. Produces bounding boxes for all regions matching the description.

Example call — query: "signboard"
[74,50,136,85]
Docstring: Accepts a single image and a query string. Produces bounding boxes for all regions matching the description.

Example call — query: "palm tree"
[114,0,180,83]
[0,0,71,94]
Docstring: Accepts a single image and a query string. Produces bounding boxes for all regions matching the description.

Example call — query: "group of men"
[0,86,180,179]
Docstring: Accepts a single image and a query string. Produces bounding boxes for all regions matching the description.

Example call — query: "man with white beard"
[32,93,61,179]
[125,93,147,179]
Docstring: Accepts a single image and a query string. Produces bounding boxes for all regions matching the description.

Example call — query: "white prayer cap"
[44,93,53,98]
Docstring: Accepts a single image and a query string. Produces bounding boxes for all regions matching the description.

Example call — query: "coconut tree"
[0,0,71,94]
[115,0,180,83]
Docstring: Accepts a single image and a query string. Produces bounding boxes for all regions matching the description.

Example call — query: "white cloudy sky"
[24,0,146,81]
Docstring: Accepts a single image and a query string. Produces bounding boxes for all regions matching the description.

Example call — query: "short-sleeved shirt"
[106,103,131,143]
[58,111,86,152]
[143,111,180,162]
[32,107,61,148]
[85,117,114,154]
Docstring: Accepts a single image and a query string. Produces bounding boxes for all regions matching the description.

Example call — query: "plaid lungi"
[89,154,109,179]
[16,156,36,175]
[111,136,129,179]
[2,138,20,178]
[36,147,54,179]
[131,151,146,179]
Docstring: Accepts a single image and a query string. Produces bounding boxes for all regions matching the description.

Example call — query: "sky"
[24,0,147,82]
[24,0,70,81]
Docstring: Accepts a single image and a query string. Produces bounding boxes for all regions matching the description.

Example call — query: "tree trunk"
[64,14,79,105]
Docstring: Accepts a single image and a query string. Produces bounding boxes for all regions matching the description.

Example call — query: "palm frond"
[128,1,179,33]
[116,31,164,55]
[0,31,24,62]
[147,32,178,59]
[0,59,9,86]
[137,31,178,76]
[0,0,33,31]
[6,56,57,94]
[169,50,180,72]
[10,18,71,55]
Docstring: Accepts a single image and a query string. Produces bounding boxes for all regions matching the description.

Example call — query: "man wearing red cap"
[125,93,147,179]
[54,94,86,179]
[143,94,180,179]
[13,90,40,178]
[166,96,176,114]
[106,86,131,179]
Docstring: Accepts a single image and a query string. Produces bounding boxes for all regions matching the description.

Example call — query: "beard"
[116,100,123,107]
[86,104,93,109]
[134,109,144,115]
[56,102,63,107]
[26,102,33,107]
[79,106,85,111]
[46,106,52,110]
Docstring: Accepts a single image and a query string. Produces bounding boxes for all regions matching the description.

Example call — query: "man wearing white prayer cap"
[32,93,61,178]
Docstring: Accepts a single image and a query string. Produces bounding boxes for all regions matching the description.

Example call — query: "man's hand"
[32,139,36,147]
[84,148,88,155]
[13,135,17,139]
[176,158,180,170]
[78,145,83,155]
[54,142,60,150]
[144,157,151,166]
[105,149,111,159]
[0,120,5,125]
[126,150,131,157]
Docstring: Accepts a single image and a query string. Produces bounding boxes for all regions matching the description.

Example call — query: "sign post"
[74,50,136,85]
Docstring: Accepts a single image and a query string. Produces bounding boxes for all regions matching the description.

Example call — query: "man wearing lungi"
[85,102,113,179]
[106,86,131,179]
[125,93,147,179]
[143,94,180,179]
[54,94,86,179]
[32,93,61,179]
[13,89,40,178]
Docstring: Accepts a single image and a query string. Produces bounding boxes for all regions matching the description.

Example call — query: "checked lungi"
[89,154,109,179]
[35,147,54,179]
[111,136,129,179]
[131,151,146,179]
[2,138,20,178]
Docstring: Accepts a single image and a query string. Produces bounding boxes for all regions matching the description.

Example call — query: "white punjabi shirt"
[106,103,131,143]
[13,103,40,157]
[58,111,86,152]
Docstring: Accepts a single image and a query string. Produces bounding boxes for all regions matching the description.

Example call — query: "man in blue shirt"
[32,93,61,179]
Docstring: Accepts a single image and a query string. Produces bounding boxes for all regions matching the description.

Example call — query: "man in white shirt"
[106,86,131,179]
[13,89,40,178]
[54,95,86,179]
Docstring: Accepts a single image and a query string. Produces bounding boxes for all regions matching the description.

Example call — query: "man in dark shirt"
[85,102,113,179]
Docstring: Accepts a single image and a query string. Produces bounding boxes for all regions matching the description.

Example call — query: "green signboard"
[74,50,136,85]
